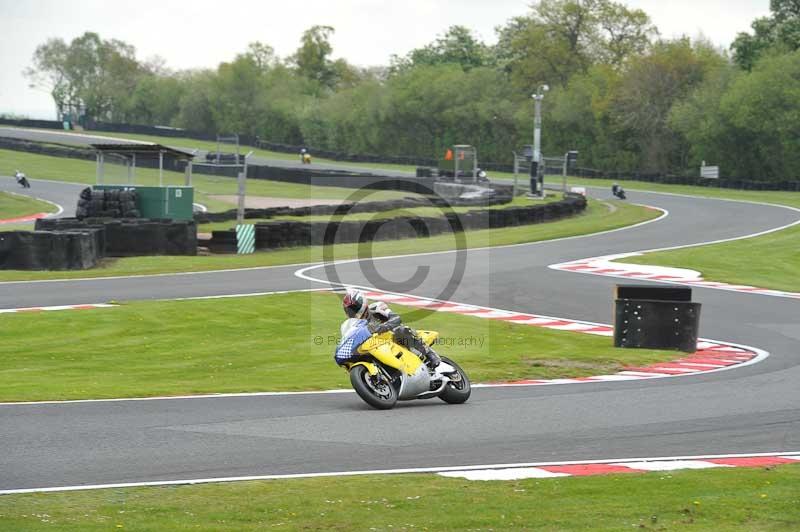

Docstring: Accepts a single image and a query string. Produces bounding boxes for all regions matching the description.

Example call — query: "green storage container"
[95,185,194,221]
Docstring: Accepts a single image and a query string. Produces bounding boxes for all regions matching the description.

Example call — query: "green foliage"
[732,0,800,70]
[671,50,800,179]
[25,31,143,121]
[392,25,492,72]
[22,5,800,182]
[610,38,726,172]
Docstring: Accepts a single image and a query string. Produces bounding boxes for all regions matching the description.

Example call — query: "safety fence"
[4,120,797,191]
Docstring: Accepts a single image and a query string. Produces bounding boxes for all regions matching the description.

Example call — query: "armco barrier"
[207,195,586,253]
[0,117,65,130]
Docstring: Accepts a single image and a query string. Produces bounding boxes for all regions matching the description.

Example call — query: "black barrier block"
[614,299,701,352]
[47,231,70,269]
[615,285,692,302]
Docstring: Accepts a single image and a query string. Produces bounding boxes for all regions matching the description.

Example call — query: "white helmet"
[342,288,368,319]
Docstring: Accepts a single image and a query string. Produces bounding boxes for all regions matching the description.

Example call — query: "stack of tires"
[76,187,140,219]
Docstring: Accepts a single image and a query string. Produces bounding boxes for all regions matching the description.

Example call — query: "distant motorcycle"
[611,183,626,200]
[14,170,30,189]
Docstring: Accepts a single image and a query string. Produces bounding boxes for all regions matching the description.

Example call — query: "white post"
[236,151,254,226]
[158,150,164,187]
[512,151,518,197]
[533,97,542,167]
[99,153,105,185]
[132,153,136,183]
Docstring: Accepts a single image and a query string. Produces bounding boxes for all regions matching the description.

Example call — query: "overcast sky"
[0,0,770,119]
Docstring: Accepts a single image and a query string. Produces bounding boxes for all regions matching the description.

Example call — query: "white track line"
[0,188,63,222]
[0,199,668,286]
[2,451,797,495]
[550,197,800,299]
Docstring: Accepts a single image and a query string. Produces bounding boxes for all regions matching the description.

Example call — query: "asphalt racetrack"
[0,127,799,492]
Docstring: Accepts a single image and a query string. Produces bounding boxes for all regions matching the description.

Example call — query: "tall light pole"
[531,84,549,196]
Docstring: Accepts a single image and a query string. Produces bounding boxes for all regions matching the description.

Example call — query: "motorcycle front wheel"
[439,357,471,404]
[350,366,397,410]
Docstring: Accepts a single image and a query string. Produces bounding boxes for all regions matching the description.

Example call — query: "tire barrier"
[613,285,701,353]
[76,187,140,220]
[0,230,101,270]
[35,218,197,258]
[0,117,65,130]
[204,152,245,164]
[194,194,512,224]
[207,194,586,253]
[0,136,96,161]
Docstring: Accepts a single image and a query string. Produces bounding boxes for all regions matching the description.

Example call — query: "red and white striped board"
[551,256,800,299]
[438,452,800,481]
[0,212,50,225]
[0,303,116,314]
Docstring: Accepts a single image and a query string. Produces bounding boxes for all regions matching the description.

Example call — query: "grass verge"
[0,149,417,213]
[536,176,800,292]
[0,191,56,219]
[0,291,670,402]
[622,225,800,292]
[0,199,657,281]
[0,464,797,530]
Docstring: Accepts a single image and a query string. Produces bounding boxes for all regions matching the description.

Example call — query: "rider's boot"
[419,343,441,369]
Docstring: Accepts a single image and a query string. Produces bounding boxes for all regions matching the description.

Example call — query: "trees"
[25,32,142,121]
[610,38,726,172]
[732,0,800,70]
[495,0,656,90]
[21,13,800,181]
[393,26,491,72]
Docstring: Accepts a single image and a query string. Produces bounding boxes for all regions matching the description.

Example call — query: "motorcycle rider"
[14,170,31,189]
[341,288,441,368]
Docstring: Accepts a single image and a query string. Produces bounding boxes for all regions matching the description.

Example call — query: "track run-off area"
[0,144,799,493]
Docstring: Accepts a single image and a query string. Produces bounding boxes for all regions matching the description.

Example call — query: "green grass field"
[623,224,800,292]
[1,464,797,530]
[559,178,800,292]
[0,199,657,281]
[27,127,430,175]
[0,191,56,219]
[0,149,417,213]
[0,291,671,402]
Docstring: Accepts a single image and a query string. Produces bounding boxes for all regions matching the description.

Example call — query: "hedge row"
[35,218,197,257]
[0,230,102,270]
[207,195,586,253]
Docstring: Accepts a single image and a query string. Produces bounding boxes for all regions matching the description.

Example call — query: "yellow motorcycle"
[341,323,471,410]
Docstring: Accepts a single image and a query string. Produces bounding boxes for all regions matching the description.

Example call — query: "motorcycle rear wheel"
[438,357,471,404]
[350,366,397,410]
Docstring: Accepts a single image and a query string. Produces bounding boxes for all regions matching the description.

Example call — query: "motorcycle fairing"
[357,331,424,375]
